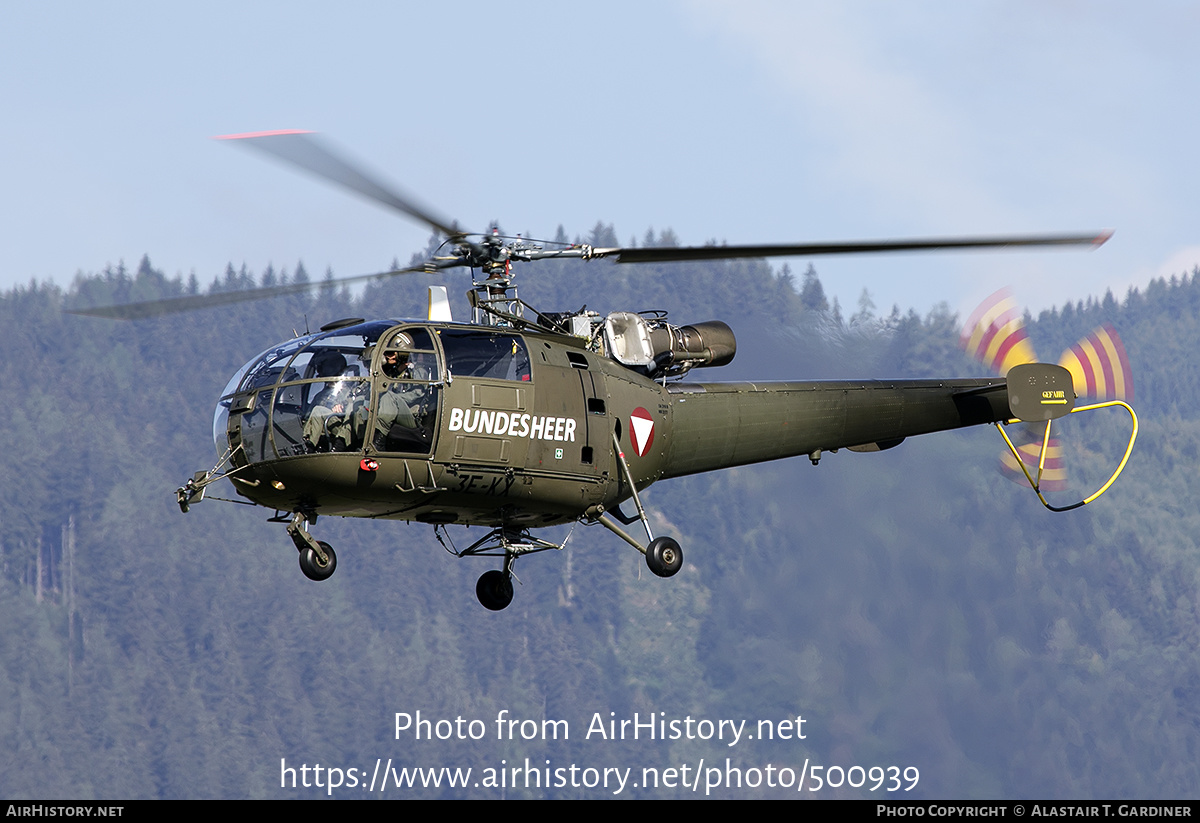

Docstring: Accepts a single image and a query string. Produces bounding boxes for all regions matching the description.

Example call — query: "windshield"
[213,321,395,458]
[214,320,449,460]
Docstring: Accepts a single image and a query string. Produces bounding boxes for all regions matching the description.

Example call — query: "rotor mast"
[469,229,523,326]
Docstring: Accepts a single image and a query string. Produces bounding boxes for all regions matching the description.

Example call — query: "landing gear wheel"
[645,536,683,578]
[476,569,514,611]
[299,541,337,581]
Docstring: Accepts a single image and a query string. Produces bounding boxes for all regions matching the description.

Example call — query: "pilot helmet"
[310,349,347,378]
[384,333,413,367]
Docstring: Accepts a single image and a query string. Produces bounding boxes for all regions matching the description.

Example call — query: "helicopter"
[71,131,1139,610]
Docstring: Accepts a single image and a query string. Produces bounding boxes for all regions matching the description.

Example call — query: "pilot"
[303,350,356,451]
[368,332,430,450]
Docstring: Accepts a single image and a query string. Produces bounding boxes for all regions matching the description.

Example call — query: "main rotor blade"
[216,130,464,239]
[65,264,433,320]
[589,231,1113,264]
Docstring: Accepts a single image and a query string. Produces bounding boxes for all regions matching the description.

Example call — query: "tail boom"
[661,378,1013,479]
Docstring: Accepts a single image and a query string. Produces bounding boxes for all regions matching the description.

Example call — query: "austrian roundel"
[629,407,655,457]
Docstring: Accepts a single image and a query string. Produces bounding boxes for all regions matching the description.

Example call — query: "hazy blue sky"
[3,1,1197,318]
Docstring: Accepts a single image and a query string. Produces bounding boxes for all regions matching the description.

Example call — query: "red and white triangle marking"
[629,407,655,457]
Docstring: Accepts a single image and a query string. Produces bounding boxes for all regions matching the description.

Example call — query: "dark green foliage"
[799,263,829,313]
[1,252,1196,798]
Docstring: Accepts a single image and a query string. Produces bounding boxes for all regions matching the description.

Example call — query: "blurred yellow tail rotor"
[960,288,1039,374]
[1058,324,1134,403]
[961,289,1134,496]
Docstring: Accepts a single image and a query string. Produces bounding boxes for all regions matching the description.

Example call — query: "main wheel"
[299,541,337,581]
[476,569,514,611]
[645,536,683,578]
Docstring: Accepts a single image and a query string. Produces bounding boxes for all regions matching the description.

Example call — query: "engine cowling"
[603,312,736,377]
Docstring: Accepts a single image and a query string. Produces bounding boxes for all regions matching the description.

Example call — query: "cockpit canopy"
[213,320,530,463]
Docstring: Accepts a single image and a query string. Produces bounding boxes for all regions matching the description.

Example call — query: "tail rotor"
[961,288,1134,495]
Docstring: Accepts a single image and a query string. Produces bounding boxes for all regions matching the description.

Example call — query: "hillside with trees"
[1,239,1196,798]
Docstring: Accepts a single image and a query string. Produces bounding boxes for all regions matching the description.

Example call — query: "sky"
[3,1,1199,320]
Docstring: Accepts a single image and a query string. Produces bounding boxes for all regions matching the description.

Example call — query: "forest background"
[2,232,1197,799]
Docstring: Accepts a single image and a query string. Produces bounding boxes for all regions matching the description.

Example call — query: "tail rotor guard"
[999,364,1138,512]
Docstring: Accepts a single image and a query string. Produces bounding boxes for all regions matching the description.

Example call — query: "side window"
[379,328,439,382]
[371,327,441,453]
[440,330,530,382]
[278,344,372,454]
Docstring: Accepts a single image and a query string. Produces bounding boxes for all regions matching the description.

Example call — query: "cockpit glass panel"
[439,330,530,382]
[239,389,277,464]
[215,338,314,457]
[272,339,376,456]
[215,320,402,459]
[370,382,440,453]
[234,336,314,395]
[370,326,441,453]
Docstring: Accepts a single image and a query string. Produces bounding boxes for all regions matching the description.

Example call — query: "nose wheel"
[299,541,337,581]
[287,511,338,582]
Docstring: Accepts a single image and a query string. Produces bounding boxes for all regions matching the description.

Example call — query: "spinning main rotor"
[68,129,1111,322]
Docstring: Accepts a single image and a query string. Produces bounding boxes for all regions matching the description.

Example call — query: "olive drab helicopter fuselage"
[189,306,1088,611]
[74,131,1137,611]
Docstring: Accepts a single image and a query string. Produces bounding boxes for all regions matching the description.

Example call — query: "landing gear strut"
[436,525,573,611]
[585,431,688,579]
[286,511,337,582]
